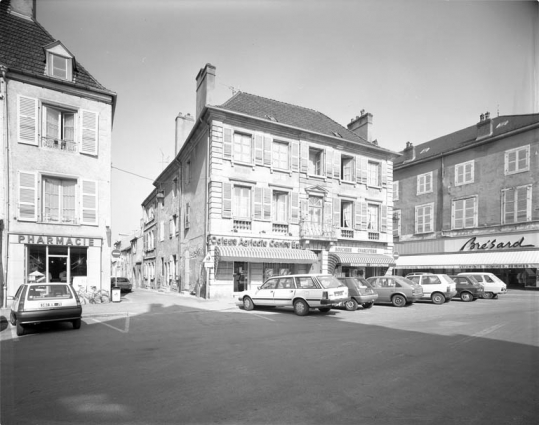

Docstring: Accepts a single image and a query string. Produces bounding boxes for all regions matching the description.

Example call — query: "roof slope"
[219,92,388,150]
[394,113,539,166]
[0,0,112,93]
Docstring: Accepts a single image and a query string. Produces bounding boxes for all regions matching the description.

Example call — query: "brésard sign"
[460,236,534,252]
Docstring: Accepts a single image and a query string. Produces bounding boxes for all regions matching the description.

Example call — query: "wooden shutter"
[300,141,308,173]
[18,96,38,145]
[81,179,98,225]
[291,141,299,171]
[80,110,98,155]
[263,188,272,221]
[381,161,387,185]
[360,202,368,230]
[223,128,232,160]
[290,192,299,224]
[18,171,37,221]
[333,197,340,227]
[222,182,232,218]
[326,147,333,178]
[254,187,263,220]
[333,151,341,180]
[263,136,272,166]
[324,200,332,226]
[381,205,387,232]
[357,156,368,184]
[302,199,309,221]
[354,201,362,230]
[254,134,264,165]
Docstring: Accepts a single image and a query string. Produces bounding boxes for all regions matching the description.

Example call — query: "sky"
[36,0,538,242]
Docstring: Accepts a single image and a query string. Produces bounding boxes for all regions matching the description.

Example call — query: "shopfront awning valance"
[329,253,396,267]
[395,250,539,269]
[215,246,318,264]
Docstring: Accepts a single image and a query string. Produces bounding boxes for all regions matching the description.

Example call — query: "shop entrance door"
[234,262,248,292]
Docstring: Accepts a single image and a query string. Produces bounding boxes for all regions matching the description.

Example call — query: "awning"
[395,250,539,269]
[215,246,318,264]
[329,253,396,267]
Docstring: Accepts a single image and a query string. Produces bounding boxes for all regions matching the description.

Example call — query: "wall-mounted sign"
[14,234,101,247]
[459,236,535,252]
[207,235,302,249]
[330,246,379,254]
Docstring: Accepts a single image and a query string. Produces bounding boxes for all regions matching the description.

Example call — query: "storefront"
[7,233,104,296]
[328,246,396,279]
[207,235,318,298]
[394,233,539,288]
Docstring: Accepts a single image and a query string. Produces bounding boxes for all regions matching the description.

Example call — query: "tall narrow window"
[272,141,289,170]
[43,177,76,224]
[452,197,477,229]
[308,196,323,224]
[455,161,474,186]
[367,204,379,231]
[341,156,354,182]
[273,191,289,222]
[48,53,71,80]
[504,146,530,175]
[308,148,323,175]
[415,203,434,233]
[42,105,75,151]
[233,186,251,218]
[341,201,353,228]
[233,133,252,163]
[367,161,380,186]
[417,172,433,195]
[502,185,531,224]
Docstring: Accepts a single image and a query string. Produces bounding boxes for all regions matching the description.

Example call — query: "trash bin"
[111,287,121,303]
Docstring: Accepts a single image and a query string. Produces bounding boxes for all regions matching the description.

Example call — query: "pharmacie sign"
[459,236,535,252]
[208,235,302,249]
[13,234,101,247]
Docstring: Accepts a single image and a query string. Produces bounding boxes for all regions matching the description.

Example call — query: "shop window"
[272,141,289,170]
[417,172,433,195]
[415,203,434,233]
[263,263,293,280]
[502,185,531,224]
[455,161,474,186]
[308,148,323,176]
[27,245,87,284]
[452,197,477,229]
[504,145,530,175]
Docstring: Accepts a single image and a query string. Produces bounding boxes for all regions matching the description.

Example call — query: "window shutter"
[263,188,272,221]
[263,136,272,167]
[291,141,299,172]
[333,151,341,180]
[324,200,332,226]
[290,192,299,224]
[223,128,232,160]
[354,201,362,230]
[357,156,368,184]
[381,161,387,185]
[300,141,308,173]
[18,171,37,221]
[185,203,190,228]
[360,202,368,230]
[222,182,232,218]
[254,134,264,165]
[80,110,98,155]
[381,204,387,232]
[81,179,98,225]
[333,197,340,227]
[18,96,38,145]
[254,187,263,220]
[325,147,333,178]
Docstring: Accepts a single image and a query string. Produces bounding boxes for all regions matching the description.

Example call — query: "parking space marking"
[450,323,505,348]
[88,315,130,333]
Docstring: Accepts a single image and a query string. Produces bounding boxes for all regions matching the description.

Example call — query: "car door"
[251,279,278,306]
[295,276,322,305]
[373,278,391,302]
[272,277,296,307]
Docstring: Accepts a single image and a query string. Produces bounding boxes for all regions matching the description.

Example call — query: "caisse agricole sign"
[459,236,535,252]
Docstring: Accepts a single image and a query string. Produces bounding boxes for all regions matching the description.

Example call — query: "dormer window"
[44,41,74,82]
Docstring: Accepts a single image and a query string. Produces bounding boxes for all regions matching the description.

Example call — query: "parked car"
[449,275,484,302]
[336,277,378,310]
[457,272,507,299]
[405,273,457,304]
[10,283,82,336]
[111,277,133,293]
[365,276,423,307]
[235,274,349,316]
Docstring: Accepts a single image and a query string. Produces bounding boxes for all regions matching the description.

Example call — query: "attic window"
[420,147,430,154]
[47,52,73,81]
[265,114,278,122]
[496,120,509,129]
[332,132,342,138]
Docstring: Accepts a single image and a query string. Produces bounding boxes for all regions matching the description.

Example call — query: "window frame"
[504,145,530,175]
[341,155,355,182]
[272,190,289,223]
[272,140,290,171]
[455,160,475,186]
[415,202,434,234]
[417,172,433,195]
[233,132,254,165]
[502,185,532,224]
[47,52,72,81]
[42,176,77,225]
[308,147,324,176]
[233,185,252,219]
[367,161,381,187]
[451,196,477,230]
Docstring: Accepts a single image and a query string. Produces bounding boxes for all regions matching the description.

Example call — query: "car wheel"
[483,292,494,299]
[318,307,331,313]
[10,312,16,326]
[243,296,255,311]
[293,299,309,316]
[72,319,81,329]
[16,320,26,336]
[362,302,374,309]
[461,292,473,302]
[493,294,499,299]
[431,293,445,305]
[391,294,406,307]
[344,299,358,311]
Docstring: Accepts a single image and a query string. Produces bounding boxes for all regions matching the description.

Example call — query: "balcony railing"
[233,220,252,231]
[300,221,336,240]
[341,229,354,238]
[272,223,289,234]
[42,215,78,225]
[368,232,380,240]
[41,136,78,153]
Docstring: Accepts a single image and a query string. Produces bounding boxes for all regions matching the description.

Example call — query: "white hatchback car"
[457,273,507,299]
[405,273,457,304]
[236,274,349,316]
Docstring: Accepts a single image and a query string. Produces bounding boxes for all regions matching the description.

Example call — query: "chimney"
[476,111,493,141]
[402,141,416,163]
[195,63,216,120]
[347,110,373,142]
[175,112,195,155]
[10,0,36,20]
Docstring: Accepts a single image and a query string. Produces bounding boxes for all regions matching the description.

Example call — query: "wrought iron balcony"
[41,136,78,153]
[299,220,337,240]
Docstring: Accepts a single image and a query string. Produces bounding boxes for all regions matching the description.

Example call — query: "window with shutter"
[455,161,474,186]
[417,172,433,195]
[18,96,38,145]
[223,127,233,159]
[291,141,299,171]
[80,110,98,155]
[43,177,77,224]
[254,134,264,164]
[81,179,98,225]
[504,146,530,175]
[380,205,387,233]
[341,156,354,182]
[452,197,477,229]
[222,182,232,218]
[308,147,323,176]
[233,186,251,219]
[502,185,531,224]
[254,187,263,220]
[18,171,37,221]
[290,192,299,224]
[263,136,272,167]
[272,141,289,170]
[415,203,434,233]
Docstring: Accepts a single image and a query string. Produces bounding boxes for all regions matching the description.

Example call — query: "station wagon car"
[235,274,349,316]
[337,277,378,310]
[405,273,457,304]
[10,283,83,336]
[366,276,423,307]
[457,272,507,299]
[449,275,484,302]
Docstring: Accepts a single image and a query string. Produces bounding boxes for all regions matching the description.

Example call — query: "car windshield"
[439,274,455,284]
[318,276,345,289]
[27,284,73,300]
[353,277,372,288]
[394,276,414,286]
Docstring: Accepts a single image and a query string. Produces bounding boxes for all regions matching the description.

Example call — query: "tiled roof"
[218,92,388,150]
[0,0,112,93]
[394,113,539,166]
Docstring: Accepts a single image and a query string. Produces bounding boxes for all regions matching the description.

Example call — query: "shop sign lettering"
[207,236,302,249]
[17,234,97,247]
[459,236,534,251]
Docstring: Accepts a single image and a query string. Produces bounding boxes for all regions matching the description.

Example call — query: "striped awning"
[395,250,539,269]
[216,246,318,264]
[329,253,396,267]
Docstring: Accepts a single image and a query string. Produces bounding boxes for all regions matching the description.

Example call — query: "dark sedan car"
[337,277,378,310]
[111,277,133,292]
[449,275,484,302]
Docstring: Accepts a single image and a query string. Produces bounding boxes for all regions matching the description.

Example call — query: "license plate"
[40,302,61,307]
[334,291,343,296]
